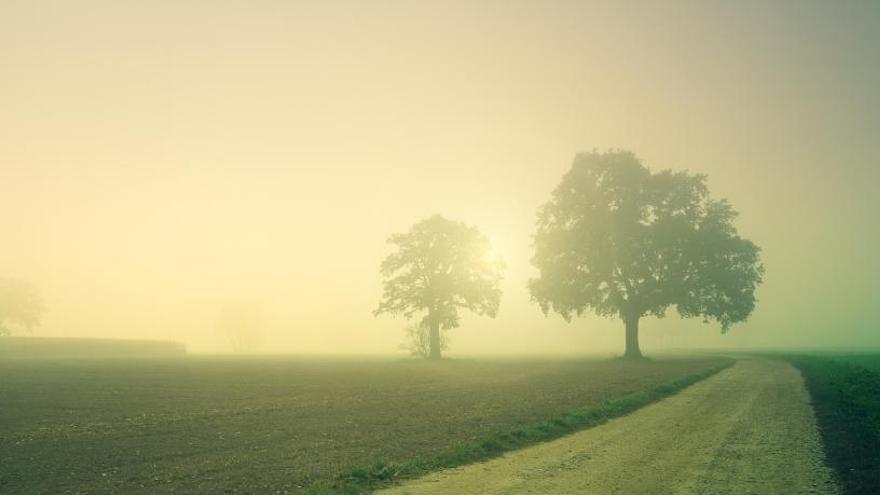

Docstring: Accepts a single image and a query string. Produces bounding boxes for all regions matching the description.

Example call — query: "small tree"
[529,150,764,358]
[375,214,503,359]
[216,301,263,353]
[0,278,45,336]
[400,321,449,359]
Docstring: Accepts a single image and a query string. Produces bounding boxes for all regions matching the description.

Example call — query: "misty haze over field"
[1,0,878,354]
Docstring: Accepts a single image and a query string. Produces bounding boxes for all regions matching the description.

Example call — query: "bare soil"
[0,355,724,493]
[382,358,840,494]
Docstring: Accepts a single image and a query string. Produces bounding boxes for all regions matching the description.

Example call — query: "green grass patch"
[787,355,880,495]
[315,360,733,494]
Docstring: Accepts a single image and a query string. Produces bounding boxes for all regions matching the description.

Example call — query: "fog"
[2,0,878,354]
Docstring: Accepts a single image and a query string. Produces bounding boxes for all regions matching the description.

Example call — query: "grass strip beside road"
[313,359,735,494]
[788,355,880,495]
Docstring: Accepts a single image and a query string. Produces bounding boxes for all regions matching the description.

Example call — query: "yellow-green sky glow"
[2,0,878,353]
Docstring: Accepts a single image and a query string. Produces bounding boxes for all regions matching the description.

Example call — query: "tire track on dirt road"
[381,358,840,494]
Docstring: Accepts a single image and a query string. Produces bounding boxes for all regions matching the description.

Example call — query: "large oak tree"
[529,150,764,358]
[375,215,503,359]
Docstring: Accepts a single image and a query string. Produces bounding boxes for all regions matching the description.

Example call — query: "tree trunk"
[428,317,441,360]
[624,315,643,359]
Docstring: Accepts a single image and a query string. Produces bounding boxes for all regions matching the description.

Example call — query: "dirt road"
[381,358,840,494]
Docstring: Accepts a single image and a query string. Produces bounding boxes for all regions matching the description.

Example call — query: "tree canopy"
[529,150,764,357]
[375,214,503,358]
[0,278,45,336]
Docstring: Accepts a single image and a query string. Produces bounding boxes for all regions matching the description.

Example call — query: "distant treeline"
[0,337,186,358]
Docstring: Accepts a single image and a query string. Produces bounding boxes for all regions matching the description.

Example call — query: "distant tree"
[375,214,503,359]
[529,150,764,358]
[216,301,263,353]
[0,278,45,336]
[400,321,449,359]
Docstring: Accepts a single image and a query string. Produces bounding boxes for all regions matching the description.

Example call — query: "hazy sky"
[2,0,878,354]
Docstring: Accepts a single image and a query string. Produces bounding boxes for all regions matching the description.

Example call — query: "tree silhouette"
[216,301,263,353]
[529,150,764,358]
[375,214,503,359]
[400,321,449,359]
[0,278,45,336]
